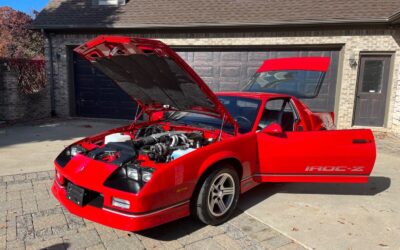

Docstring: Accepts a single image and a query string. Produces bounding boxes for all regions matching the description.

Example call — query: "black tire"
[194,165,240,225]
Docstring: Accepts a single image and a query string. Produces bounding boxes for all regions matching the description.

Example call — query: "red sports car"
[52,36,376,231]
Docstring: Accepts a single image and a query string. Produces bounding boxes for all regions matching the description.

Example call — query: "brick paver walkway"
[0,171,305,250]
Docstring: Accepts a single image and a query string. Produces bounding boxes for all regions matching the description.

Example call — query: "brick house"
[32,0,400,135]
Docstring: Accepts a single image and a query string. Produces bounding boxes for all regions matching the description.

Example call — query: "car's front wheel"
[194,165,240,225]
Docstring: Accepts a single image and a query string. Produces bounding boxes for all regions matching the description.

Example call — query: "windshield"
[243,70,325,98]
[167,96,261,134]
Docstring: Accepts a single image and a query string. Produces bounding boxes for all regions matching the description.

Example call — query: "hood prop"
[217,114,226,142]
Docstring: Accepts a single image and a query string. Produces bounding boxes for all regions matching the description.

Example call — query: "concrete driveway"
[0,119,128,176]
[239,152,399,249]
[0,119,399,249]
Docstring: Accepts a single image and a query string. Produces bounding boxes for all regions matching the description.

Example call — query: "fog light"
[112,197,130,209]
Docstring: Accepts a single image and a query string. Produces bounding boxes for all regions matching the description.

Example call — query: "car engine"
[84,125,212,167]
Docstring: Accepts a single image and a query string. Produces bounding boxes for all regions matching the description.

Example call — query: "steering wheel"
[234,116,252,129]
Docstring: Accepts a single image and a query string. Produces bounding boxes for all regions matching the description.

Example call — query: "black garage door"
[73,54,137,119]
[73,48,339,119]
[177,49,340,112]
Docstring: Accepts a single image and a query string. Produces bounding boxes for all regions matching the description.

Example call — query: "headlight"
[127,166,139,181]
[56,145,87,168]
[104,165,155,193]
[69,145,85,157]
[141,169,153,183]
[125,165,154,183]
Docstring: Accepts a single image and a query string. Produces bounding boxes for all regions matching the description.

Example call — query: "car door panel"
[256,129,376,183]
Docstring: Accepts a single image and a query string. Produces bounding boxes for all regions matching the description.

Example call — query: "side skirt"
[253,174,369,183]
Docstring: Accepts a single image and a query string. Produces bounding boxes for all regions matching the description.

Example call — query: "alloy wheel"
[207,173,235,217]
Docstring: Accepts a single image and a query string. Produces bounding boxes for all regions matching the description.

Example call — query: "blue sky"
[0,0,49,14]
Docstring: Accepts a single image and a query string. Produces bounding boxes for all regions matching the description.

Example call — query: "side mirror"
[262,123,283,134]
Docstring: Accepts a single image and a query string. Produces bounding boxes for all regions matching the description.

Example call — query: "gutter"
[44,31,56,117]
[30,17,391,30]
[389,10,400,23]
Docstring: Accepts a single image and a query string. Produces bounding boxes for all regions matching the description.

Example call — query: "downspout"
[43,30,56,117]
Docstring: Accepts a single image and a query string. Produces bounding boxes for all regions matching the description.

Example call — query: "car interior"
[257,98,298,132]
[218,97,261,133]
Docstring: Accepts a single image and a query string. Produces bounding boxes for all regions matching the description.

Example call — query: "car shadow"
[135,176,390,240]
[39,242,70,250]
[136,209,246,241]
[238,176,391,211]
[136,216,207,240]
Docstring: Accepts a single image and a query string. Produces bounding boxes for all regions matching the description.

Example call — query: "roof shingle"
[32,0,400,29]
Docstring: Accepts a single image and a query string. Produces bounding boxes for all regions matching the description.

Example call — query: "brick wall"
[0,69,51,121]
[45,26,400,135]
[393,29,400,136]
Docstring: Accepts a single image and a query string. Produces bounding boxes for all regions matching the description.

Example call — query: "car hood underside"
[74,36,238,133]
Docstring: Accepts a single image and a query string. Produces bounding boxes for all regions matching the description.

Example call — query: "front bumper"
[51,180,190,231]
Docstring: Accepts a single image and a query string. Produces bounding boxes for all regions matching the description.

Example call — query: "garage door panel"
[246,67,260,75]
[220,83,240,91]
[194,52,213,60]
[220,67,241,77]
[100,93,119,101]
[248,52,269,61]
[74,63,93,74]
[273,51,297,58]
[73,54,137,119]
[193,66,213,77]
[220,52,242,62]
[178,49,339,112]
[74,48,338,119]
[79,91,96,99]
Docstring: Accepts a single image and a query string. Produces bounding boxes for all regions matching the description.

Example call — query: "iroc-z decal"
[305,166,365,172]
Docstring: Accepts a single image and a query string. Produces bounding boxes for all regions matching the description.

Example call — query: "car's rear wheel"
[194,165,240,225]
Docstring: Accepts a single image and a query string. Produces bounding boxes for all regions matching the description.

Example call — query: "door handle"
[352,139,370,144]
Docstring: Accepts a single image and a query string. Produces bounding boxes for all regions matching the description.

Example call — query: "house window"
[360,60,384,93]
[97,0,125,6]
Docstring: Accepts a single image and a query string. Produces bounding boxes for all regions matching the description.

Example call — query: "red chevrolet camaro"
[52,36,376,231]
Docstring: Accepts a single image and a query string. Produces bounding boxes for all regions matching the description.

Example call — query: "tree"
[0,7,44,59]
[0,7,46,94]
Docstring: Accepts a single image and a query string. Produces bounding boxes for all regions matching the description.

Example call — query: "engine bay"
[76,124,218,167]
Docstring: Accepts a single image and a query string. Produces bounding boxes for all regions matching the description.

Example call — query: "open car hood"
[74,36,238,133]
[243,57,331,98]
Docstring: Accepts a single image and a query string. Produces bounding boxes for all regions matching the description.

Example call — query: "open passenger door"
[256,127,376,183]
[251,57,376,183]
